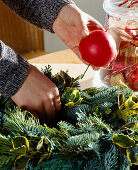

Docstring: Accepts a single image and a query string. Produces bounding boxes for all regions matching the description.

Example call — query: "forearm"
[1,0,74,32]
[0,41,29,97]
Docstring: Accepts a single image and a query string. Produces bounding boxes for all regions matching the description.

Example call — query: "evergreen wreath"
[0,65,137,170]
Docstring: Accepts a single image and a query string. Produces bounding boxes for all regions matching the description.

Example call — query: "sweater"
[0,0,74,97]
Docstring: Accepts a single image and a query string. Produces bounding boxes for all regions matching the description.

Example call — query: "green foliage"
[0,134,16,169]
[41,65,80,94]
[83,158,103,170]
[85,115,112,133]
[0,96,15,112]
[61,88,82,108]
[0,132,53,169]
[102,144,118,170]
[84,86,109,96]
[83,139,121,170]
[50,114,113,163]
[116,94,138,122]
[0,106,56,169]
[89,86,120,106]
[0,134,12,153]
[14,154,32,169]
[0,65,137,169]
[66,104,92,122]
[118,155,131,170]
[83,85,133,113]
[119,81,133,99]
[1,106,56,138]
[126,145,138,165]
[3,108,40,137]
[34,155,84,170]
[112,134,135,148]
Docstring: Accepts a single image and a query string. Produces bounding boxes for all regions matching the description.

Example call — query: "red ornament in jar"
[100,0,138,92]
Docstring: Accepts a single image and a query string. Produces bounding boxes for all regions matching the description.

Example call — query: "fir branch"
[58,121,76,136]
[89,86,119,105]
[66,104,92,122]
[122,88,133,100]
[99,102,113,112]
[0,96,13,110]
[0,155,13,168]
[118,155,131,170]
[0,134,12,148]
[83,158,103,170]
[84,87,108,96]
[41,65,53,80]
[66,132,100,147]
[34,155,84,170]
[3,107,55,138]
[80,91,91,100]
[3,108,32,136]
[103,144,119,170]
[84,115,112,134]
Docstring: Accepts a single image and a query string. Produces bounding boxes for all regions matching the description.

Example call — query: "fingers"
[86,15,105,31]
[43,98,56,120]
[87,24,103,33]
[54,95,61,113]
[19,90,61,122]
[91,65,100,71]
[43,89,61,121]
[53,88,61,113]
[80,21,89,38]
[20,101,46,121]
[78,13,105,40]
[79,18,104,38]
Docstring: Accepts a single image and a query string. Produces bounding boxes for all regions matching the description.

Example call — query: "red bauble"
[79,30,117,67]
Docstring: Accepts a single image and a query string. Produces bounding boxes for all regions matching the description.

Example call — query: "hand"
[11,64,61,121]
[53,4,104,70]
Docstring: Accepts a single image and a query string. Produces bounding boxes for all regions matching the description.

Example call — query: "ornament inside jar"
[100,0,138,91]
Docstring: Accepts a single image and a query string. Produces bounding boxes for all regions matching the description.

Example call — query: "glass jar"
[100,0,138,91]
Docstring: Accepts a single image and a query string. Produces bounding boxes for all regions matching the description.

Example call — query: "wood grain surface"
[28,49,83,64]
[0,1,44,55]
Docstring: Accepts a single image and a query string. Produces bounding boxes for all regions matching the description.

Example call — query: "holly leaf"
[38,153,51,164]
[14,154,31,169]
[11,136,29,150]
[112,134,135,148]
[10,145,26,155]
[120,122,136,130]
[126,144,138,165]
[37,137,45,152]
[28,140,38,152]
[118,93,124,109]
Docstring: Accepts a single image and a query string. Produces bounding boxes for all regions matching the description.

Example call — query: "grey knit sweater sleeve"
[0,0,74,97]
[1,0,74,32]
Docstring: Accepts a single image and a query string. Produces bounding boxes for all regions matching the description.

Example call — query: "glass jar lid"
[103,0,138,20]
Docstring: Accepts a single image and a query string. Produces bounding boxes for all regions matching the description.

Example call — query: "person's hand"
[53,4,104,70]
[11,64,61,121]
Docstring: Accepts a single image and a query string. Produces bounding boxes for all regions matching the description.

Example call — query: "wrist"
[53,3,79,32]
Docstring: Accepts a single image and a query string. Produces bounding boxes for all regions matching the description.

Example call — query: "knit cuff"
[41,0,75,32]
[1,0,75,33]
[0,53,29,97]
[23,0,75,33]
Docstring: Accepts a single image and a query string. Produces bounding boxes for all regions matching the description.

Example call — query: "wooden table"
[28,49,83,64]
